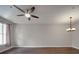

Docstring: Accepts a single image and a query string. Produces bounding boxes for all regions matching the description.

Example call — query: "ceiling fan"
[13,5,39,21]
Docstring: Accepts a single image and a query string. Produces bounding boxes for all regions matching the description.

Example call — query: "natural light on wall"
[0,23,6,45]
[56,6,79,24]
[57,12,79,24]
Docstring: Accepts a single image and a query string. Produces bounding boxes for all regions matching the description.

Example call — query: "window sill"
[0,44,10,47]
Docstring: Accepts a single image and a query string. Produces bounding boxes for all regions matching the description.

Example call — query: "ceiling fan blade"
[31,15,39,18]
[30,6,35,13]
[13,5,25,13]
[17,14,24,16]
[28,18,31,21]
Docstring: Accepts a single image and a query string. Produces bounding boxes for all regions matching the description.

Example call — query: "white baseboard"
[72,46,79,49]
[13,46,72,48]
[0,46,13,53]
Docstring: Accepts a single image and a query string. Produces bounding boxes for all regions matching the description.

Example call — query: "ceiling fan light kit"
[66,17,76,32]
[25,13,31,18]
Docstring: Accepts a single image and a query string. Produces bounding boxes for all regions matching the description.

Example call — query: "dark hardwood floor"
[1,47,79,54]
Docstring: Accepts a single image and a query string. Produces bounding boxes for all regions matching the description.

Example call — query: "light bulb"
[25,13,31,18]
[66,28,76,32]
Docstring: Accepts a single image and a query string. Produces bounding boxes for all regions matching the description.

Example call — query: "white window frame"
[0,23,7,46]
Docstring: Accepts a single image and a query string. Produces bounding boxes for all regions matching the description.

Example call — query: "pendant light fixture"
[66,17,76,32]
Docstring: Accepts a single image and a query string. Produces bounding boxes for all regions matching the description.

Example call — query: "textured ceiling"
[0,5,79,24]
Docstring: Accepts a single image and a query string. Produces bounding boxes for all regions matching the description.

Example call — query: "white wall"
[72,24,79,49]
[14,24,72,47]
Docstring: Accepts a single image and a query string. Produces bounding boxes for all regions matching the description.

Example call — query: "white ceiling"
[0,5,79,24]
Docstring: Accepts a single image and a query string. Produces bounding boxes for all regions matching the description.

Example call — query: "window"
[0,23,6,45]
